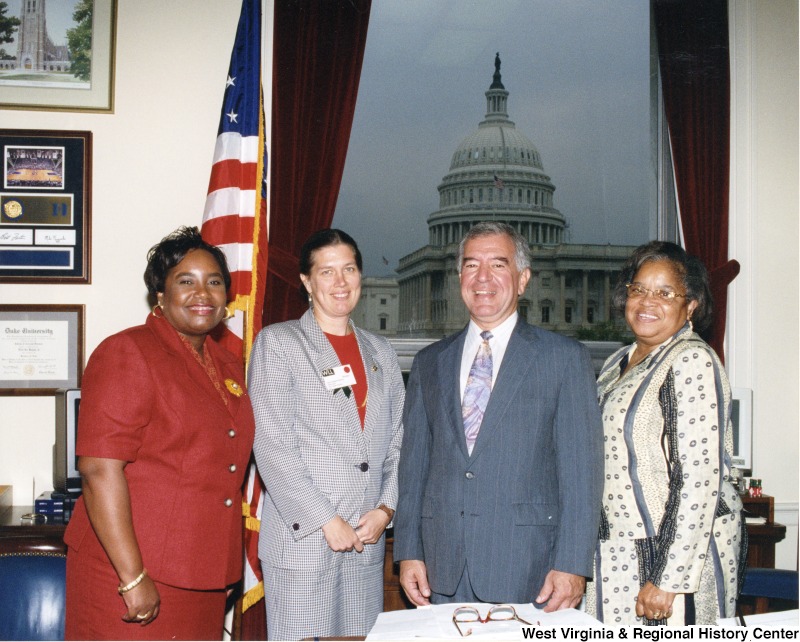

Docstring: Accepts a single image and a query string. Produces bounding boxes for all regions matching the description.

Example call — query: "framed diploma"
[0,304,84,395]
[0,129,92,284]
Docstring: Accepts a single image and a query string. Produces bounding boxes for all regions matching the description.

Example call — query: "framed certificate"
[0,304,84,395]
[0,130,91,283]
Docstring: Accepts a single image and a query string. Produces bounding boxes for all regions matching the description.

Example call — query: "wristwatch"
[376,504,394,520]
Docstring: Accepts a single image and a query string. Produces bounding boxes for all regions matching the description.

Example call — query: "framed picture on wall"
[0,304,84,396]
[0,0,117,113]
[0,129,92,284]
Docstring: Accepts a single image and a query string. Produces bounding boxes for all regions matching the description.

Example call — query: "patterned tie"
[462,330,493,454]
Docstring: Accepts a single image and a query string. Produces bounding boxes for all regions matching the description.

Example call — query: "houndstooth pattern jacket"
[249,309,405,573]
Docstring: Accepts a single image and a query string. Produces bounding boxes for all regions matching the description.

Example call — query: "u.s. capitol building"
[354,55,635,342]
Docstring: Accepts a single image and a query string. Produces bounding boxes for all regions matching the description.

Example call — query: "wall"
[0,0,243,504]
[728,0,799,570]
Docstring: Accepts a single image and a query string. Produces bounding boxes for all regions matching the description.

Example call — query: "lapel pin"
[225,379,244,397]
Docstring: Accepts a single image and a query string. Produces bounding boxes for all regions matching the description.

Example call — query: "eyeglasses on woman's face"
[625,283,687,302]
[452,604,533,637]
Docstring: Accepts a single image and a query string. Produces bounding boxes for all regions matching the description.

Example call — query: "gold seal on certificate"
[4,200,23,219]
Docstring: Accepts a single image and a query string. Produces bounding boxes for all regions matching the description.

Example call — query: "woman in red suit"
[64,227,255,640]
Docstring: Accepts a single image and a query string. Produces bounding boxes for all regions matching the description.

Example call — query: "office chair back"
[740,568,799,602]
[0,552,67,641]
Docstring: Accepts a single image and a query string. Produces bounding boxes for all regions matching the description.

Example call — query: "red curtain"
[654,0,739,362]
[263,0,372,326]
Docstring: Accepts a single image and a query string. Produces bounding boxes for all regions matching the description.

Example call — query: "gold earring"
[223,306,234,320]
[152,304,164,318]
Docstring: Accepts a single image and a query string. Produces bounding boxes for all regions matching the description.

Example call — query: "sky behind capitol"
[333,0,652,277]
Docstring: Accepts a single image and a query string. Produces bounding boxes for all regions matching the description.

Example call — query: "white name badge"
[322,365,358,390]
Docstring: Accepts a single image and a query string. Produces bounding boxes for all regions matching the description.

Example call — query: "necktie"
[462,330,493,454]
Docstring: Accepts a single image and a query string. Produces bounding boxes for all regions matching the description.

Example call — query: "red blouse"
[324,331,368,427]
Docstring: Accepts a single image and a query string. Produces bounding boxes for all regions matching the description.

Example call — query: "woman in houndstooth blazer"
[249,229,405,640]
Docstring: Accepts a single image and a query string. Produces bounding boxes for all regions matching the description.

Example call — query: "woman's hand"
[355,508,391,545]
[120,575,160,626]
[321,515,364,552]
[635,581,676,621]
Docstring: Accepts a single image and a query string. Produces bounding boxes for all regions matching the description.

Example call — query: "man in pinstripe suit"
[394,222,603,610]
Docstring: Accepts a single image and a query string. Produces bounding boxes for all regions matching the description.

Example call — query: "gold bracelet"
[118,568,147,595]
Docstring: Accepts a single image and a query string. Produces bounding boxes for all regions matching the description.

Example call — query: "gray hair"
[457,222,531,274]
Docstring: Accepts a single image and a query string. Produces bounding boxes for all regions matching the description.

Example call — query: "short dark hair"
[612,240,713,332]
[143,226,231,299]
[299,228,363,276]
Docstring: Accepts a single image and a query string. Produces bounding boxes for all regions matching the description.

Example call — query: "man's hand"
[321,515,363,553]
[535,570,586,612]
[399,560,432,606]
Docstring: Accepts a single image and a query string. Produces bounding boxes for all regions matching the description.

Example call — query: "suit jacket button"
[292,523,300,531]
[465,471,475,479]
[229,464,237,473]
[224,498,233,507]
[228,429,236,438]
[359,462,369,472]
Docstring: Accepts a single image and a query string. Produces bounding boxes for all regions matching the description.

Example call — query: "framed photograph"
[0,304,84,396]
[0,129,91,284]
[730,387,753,473]
[0,0,117,112]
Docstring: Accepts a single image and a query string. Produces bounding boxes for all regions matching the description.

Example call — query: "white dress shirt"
[459,312,518,402]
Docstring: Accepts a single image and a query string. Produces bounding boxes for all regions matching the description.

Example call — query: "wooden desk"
[0,506,67,555]
[742,494,786,569]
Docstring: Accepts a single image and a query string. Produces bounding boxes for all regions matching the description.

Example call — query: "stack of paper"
[366,603,601,640]
[744,515,768,525]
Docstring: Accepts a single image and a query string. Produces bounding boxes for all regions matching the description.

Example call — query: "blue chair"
[0,552,66,641]
[738,568,799,617]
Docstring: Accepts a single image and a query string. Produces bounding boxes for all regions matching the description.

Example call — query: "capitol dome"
[427,54,567,247]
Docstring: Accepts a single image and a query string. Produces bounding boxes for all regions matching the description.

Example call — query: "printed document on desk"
[719,609,800,628]
[366,603,601,640]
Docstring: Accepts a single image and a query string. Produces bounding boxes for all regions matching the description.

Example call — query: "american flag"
[493,174,505,190]
[200,0,267,616]
[201,0,268,362]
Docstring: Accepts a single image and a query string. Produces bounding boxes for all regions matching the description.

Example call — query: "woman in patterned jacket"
[585,241,746,625]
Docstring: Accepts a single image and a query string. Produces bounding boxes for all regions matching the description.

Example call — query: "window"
[379,317,387,330]
[380,298,387,305]
[332,3,654,343]
[565,306,573,324]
